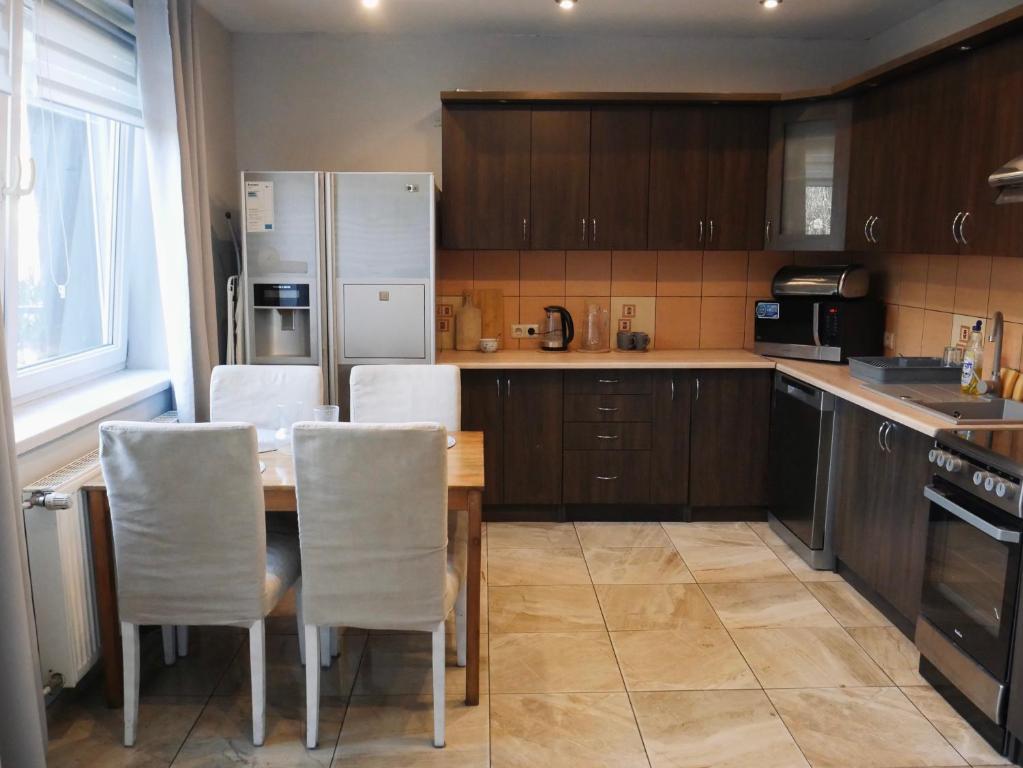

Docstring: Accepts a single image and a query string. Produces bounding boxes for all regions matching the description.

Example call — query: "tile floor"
[46,521,1014,767]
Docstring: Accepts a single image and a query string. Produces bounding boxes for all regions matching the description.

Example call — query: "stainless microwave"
[753,298,884,363]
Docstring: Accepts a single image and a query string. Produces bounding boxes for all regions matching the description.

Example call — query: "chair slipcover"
[210,364,323,431]
[349,365,460,431]
[99,421,299,625]
[292,422,457,631]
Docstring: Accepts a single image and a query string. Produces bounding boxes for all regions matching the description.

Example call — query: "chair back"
[292,422,448,630]
[350,365,460,431]
[210,364,322,431]
[99,421,267,625]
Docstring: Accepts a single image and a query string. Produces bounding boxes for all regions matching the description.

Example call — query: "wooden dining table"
[82,430,486,708]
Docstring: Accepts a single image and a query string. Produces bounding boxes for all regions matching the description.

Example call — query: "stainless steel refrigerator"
[238,171,436,404]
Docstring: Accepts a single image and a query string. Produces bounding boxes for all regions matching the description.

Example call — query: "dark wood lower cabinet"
[503,371,563,505]
[832,400,933,629]
[650,372,691,505]
[461,370,504,506]
[563,451,651,504]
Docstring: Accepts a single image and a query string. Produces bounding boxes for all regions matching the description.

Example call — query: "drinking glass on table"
[313,405,340,422]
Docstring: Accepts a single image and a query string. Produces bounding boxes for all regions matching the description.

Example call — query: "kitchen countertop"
[437,348,1015,437]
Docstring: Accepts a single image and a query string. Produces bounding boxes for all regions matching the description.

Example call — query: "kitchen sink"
[865,382,1023,425]
[918,398,1023,423]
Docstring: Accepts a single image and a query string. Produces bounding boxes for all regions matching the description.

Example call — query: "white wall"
[230,33,864,179]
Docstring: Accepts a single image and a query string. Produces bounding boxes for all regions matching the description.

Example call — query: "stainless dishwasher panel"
[768,372,837,568]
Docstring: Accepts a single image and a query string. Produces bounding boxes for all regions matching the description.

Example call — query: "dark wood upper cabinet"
[648,107,709,250]
[588,108,651,249]
[530,108,591,250]
[705,106,770,251]
[440,106,474,249]
[845,84,902,251]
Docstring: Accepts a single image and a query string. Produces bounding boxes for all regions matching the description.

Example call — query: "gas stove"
[929,428,1023,518]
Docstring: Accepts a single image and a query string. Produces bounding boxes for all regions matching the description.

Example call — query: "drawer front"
[565,371,653,395]
[564,394,653,422]
[564,422,652,450]
[563,450,651,504]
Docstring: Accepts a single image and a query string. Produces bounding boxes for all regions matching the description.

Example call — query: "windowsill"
[14,369,171,455]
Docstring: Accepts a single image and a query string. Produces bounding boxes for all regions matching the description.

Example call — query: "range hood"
[989,154,1023,204]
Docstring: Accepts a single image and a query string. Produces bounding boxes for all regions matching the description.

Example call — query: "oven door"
[921,478,1022,680]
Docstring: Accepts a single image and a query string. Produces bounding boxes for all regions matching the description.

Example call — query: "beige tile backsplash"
[438,248,1021,362]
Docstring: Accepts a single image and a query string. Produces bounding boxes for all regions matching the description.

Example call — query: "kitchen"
[3,1,1023,767]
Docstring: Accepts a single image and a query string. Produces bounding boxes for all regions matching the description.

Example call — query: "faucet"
[986,311,1004,396]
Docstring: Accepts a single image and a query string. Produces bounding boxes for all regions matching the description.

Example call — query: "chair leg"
[455,579,467,668]
[122,622,140,747]
[176,625,189,657]
[304,624,320,749]
[250,620,267,746]
[161,625,176,665]
[296,583,306,665]
[319,628,331,668]
[432,621,446,748]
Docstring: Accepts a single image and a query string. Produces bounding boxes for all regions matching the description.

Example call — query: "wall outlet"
[883,331,895,350]
[511,323,539,339]
[437,318,451,333]
[437,303,453,317]
[622,304,636,318]
[618,318,632,332]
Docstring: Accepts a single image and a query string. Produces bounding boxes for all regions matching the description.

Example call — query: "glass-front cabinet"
[765,101,852,251]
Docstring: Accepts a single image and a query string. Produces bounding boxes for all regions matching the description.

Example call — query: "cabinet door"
[440,106,474,249]
[705,106,769,251]
[689,371,770,507]
[589,107,651,249]
[530,109,591,249]
[503,371,563,505]
[831,401,887,589]
[648,107,709,250]
[650,372,691,505]
[845,86,892,251]
[473,107,532,249]
[461,370,504,505]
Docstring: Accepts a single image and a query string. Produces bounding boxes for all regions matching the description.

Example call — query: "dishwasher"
[767,371,837,569]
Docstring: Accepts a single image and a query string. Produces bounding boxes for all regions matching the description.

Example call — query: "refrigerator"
[238,171,436,404]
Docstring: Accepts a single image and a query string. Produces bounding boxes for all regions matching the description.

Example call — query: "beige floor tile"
[335,695,489,767]
[490,632,624,693]
[173,694,345,767]
[47,693,205,768]
[585,547,694,585]
[490,692,648,768]
[768,687,966,768]
[631,690,809,768]
[596,583,722,631]
[611,629,759,691]
[487,522,580,550]
[731,627,890,688]
[901,685,1012,766]
[676,543,795,583]
[663,521,762,549]
[489,586,605,633]
[701,582,839,629]
[806,582,893,628]
[748,521,789,548]
[488,547,591,586]
[140,626,246,698]
[575,521,671,548]
[771,545,844,582]
[353,632,489,696]
[848,627,928,687]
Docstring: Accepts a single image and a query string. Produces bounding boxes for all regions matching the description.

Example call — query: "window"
[2,0,144,401]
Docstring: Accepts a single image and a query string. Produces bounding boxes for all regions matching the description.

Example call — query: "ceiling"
[198,0,945,40]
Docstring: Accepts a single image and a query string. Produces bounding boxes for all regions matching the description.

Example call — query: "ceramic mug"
[617,330,635,350]
[634,332,650,351]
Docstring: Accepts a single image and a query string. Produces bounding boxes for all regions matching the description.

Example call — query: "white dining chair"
[99,421,300,748]
[292,422,466,749]
[349,363,467,666]
[208,363,329,666]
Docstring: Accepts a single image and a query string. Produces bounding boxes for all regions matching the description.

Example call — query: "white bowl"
[479,338,499,353]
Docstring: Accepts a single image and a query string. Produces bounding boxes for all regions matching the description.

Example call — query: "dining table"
[82,430,486,708]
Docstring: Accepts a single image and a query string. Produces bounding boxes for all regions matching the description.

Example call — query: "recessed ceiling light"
[759,0,781,8]
[557,0,578,9]
[361,0,379,8]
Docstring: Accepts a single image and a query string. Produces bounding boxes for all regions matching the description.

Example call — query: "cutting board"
[466,289,505,348]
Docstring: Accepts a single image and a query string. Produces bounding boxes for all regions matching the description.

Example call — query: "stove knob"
[997,481,1019,500]
[985,475,998,492]
[928,449,941,464]
[945,457,963,473]
[974,470,987,486]
[937,452,948,468]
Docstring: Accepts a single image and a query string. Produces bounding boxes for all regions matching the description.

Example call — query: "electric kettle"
[540,306,574,351]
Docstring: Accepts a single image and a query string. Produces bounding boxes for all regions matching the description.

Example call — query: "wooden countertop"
[438,349,1023,438]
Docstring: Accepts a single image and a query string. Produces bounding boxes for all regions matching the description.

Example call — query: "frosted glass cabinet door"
[765,101,852,251]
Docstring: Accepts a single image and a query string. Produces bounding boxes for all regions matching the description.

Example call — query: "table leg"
[86,489,122,708]
[465,489,482,706]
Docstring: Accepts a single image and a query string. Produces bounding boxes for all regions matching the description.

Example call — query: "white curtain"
[135,0,217,422]
[0,324,48,765]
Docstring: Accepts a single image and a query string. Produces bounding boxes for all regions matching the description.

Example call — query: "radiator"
[22,411,178,688]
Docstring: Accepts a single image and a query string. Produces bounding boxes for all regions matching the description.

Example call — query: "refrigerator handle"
[322,173,338,406]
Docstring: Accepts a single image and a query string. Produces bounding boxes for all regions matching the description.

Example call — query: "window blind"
[0,0,11,94]
[28,0,142,125]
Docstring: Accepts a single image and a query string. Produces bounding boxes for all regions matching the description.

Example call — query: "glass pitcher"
[581,303,611,352]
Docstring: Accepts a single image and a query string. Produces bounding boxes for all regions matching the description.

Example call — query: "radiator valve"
[22,491,72,510]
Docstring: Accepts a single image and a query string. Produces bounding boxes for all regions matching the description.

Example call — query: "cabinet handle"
[581,218,587,244]
[596,434,620,440]
[869,216,880,244]
[698,219,704,243]
[864,216,872,244]
[597,406,619,412]
[591,218,598,244]
[695,377,701,401]
[505,376,511,397]
[670,377,676,402]
[522,217,528,243]
[496,375,501,398]
[952,211,964,245]
[595,475,620,481]
[883,421,894,453]
[877,421,888,452]
[708,219,715,244]
[765,219,772,244]
[597,378,619,384]
[959,212,971,246]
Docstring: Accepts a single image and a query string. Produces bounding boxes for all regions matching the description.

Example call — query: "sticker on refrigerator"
[756,302,780,320]
[245,181,275,232]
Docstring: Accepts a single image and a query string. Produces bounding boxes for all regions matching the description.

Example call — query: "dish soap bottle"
[960,320,984,395]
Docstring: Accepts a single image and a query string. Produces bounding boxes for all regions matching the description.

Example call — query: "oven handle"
[924,485,1022,544]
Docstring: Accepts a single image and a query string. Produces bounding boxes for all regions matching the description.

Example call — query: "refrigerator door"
[342,284,427,360]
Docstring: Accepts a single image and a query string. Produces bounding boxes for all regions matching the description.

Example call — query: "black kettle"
[540,305,574,351]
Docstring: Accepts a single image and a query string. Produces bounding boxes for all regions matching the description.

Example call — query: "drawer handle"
[596,434,619,440]
[597,407,619,412]
[597,378,619,384]
[595,475,620,481]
